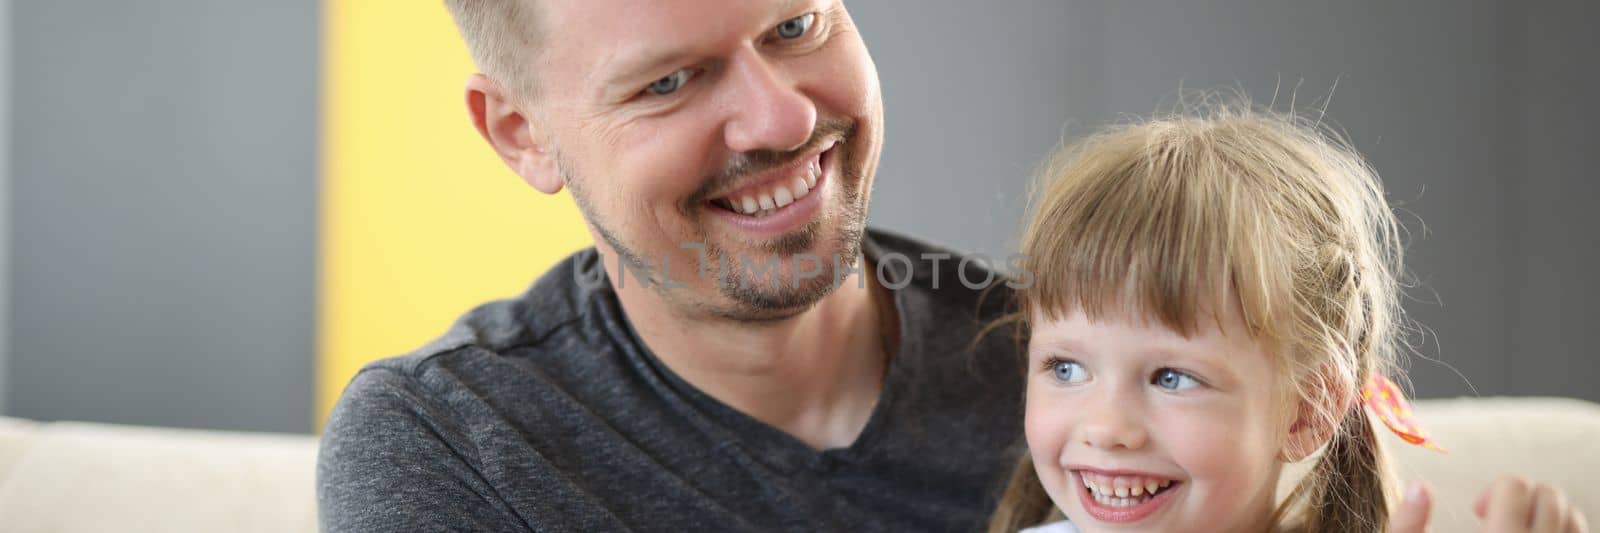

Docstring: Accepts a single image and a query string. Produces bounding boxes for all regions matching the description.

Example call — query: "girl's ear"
[1281,369,1355,462]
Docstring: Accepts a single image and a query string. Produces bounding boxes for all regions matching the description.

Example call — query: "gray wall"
[854,0,1600,401]
[1512,1,1600,406]
[0,0,10,414]
[6,1,318,433]
[2,2,1594,434]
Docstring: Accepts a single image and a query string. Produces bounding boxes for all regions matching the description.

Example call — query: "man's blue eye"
[1153,369,1199,390]
[1052,360,1088,384]
[646,69,691,96]
[775,14,815,39]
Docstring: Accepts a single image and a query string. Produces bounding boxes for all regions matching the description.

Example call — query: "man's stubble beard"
[562,120,871,324]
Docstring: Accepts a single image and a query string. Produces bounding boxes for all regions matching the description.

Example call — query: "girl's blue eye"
[646,69,692,96]
[775,14,815,39]
[1052,360,1089,384]
[1153,369,1200,390]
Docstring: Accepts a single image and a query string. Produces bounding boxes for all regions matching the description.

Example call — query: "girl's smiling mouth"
[1070,468,1184,524]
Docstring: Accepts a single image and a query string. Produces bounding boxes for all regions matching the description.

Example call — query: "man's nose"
[720,49,816,154]
[1078,389,1151,452]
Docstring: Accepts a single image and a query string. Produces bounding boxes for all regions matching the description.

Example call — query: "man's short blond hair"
[443,0,540,99]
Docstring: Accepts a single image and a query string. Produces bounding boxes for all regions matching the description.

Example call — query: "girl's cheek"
[1164,416,1234,471]
[1024,386,1075,461]
[1024,391,1077,510]
[1157,402,1281,499]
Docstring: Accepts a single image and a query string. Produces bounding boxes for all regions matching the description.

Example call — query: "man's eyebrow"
[597,0,812,90]
[600,49,694,90]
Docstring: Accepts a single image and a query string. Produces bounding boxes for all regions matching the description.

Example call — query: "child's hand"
[1472,476,1588,533]
[1388,478,1589,533]
[1388,481,1435,533]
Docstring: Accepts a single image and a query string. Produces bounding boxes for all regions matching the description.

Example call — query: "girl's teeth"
[1080,472,1176,505]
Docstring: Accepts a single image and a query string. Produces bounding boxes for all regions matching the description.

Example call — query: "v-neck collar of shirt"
[599,234,918,475]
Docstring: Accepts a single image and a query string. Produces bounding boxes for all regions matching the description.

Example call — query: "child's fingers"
[1566,508,1589,533]
[1529,484,1569,533]
[1388,481,1433,533]
[1478,476,1535,531]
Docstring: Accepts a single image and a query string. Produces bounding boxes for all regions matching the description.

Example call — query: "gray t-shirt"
[317,229,1026,532]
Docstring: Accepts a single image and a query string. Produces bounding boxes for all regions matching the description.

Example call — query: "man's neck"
[614,270,896,451]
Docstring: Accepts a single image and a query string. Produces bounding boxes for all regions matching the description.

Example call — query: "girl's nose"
[1078,396,1151,452]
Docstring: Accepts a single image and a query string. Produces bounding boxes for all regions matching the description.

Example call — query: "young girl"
[986,105,1588,533]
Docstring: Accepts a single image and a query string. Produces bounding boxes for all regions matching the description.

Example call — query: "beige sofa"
[0,397,1594,532]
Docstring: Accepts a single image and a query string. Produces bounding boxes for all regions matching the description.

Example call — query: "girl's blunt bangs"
[1018,117,1291,344]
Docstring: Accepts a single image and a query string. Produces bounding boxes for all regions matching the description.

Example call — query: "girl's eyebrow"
[1031,333,1244,381]
[1141,345,1242,385]
[1030,337,1090,359]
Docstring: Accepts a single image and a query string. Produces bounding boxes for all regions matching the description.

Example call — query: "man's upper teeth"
[773,186,793,208]
[720,157,821,215]
[1079,473,1173,498]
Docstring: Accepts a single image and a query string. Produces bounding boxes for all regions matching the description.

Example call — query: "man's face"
[531,0,883,322]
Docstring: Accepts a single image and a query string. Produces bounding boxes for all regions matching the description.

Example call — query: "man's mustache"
[687,117,856,208]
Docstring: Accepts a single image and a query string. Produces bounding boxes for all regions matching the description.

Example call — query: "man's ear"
[465,74,563,194]
[1281,369,1353,462]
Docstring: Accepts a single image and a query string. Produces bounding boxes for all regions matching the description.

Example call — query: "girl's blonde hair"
[987,101,1410,533]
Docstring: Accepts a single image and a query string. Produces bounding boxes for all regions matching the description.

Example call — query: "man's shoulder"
[866,227,1018,318]
[865,227,972,263]
[336,246,615,402]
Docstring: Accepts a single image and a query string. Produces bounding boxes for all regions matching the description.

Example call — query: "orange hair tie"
[1361,374,1448,453]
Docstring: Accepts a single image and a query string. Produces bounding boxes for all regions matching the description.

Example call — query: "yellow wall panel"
[318,0,590,426]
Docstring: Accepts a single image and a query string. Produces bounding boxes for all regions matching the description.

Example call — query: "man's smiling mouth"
[709,154,820,217]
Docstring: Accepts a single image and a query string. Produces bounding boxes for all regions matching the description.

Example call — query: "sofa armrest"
[0,418,318,533]
[1392,397,1600,532]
